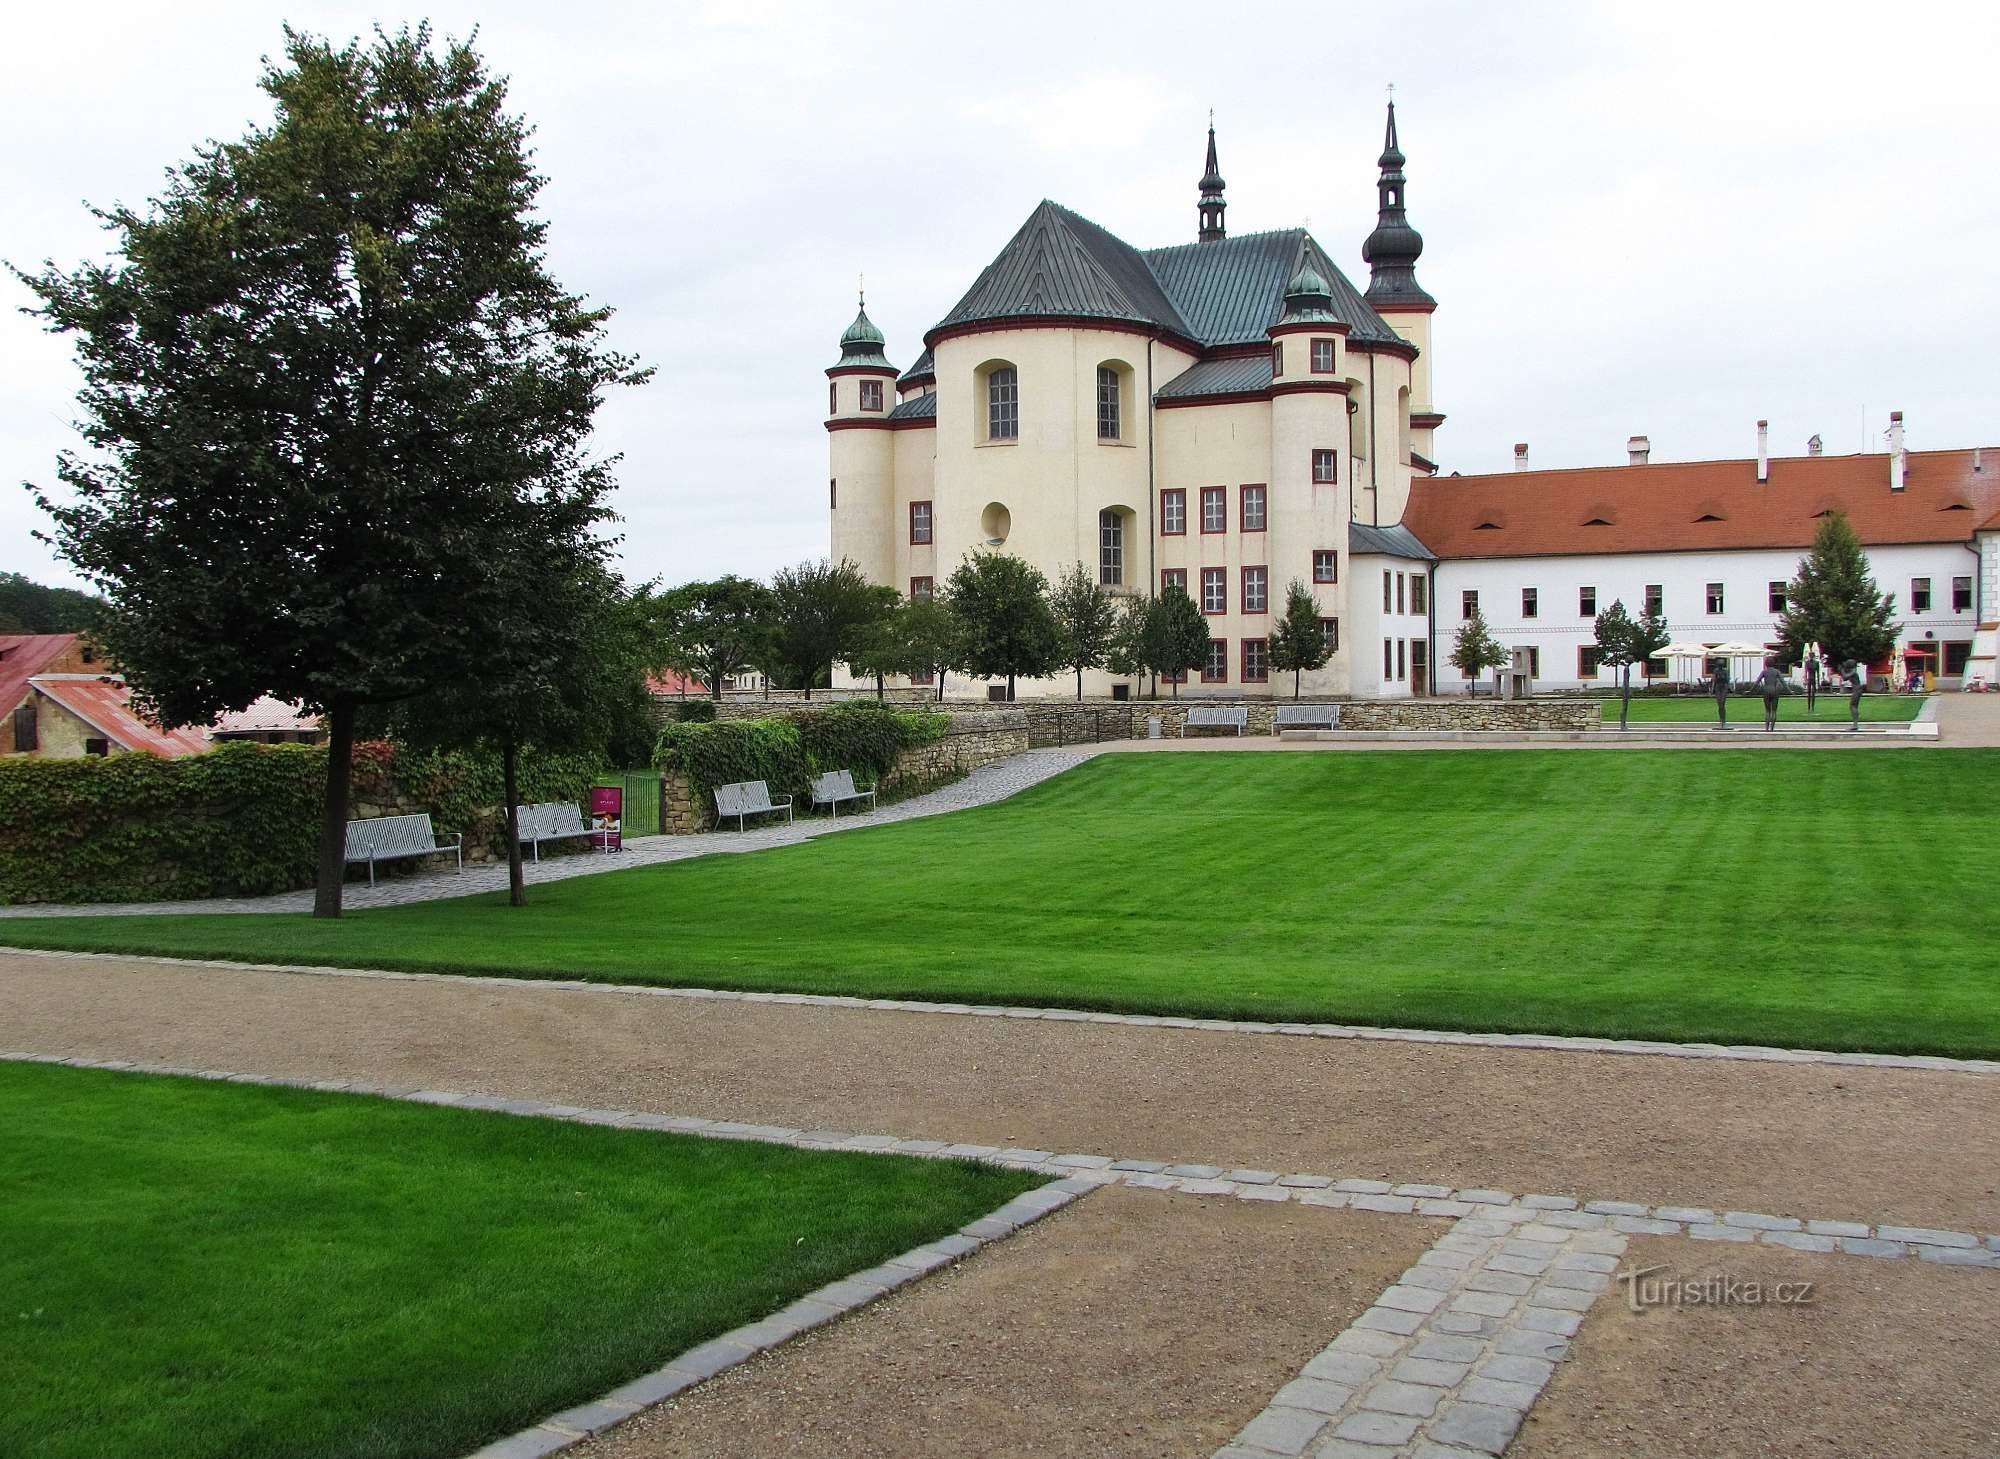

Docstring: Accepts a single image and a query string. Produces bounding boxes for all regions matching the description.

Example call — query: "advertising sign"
[589,784,622,852]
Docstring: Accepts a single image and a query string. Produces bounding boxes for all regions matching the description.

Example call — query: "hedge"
[654,703,948,820]
[0,739,607,905]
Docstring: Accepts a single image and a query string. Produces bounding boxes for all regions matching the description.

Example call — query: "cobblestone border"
[9,1051,1995,1272]
[9,947,1997,1076]
[1218,1215,1630,1458]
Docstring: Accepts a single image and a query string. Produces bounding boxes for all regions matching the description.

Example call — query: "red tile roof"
[646,669,708,696]
[29,675,212,756]
[1403,448,2000,560]
[0,634,81,717]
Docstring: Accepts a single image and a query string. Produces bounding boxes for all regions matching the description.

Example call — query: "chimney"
[1807,434,1823,457]
[1756,420,1769,483]
[1889,410,1906,490]
[1513,443,1530,471]
[1627,435,1650,466]
[1974,447,1983,474]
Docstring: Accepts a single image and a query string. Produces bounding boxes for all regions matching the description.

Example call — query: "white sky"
[4,1,1995,593]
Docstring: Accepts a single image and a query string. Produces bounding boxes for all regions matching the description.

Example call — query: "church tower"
[1361,99,1442,464]
[1197,121,1226,243]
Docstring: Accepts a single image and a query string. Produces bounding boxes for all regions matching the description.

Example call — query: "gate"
[606,770,661,837]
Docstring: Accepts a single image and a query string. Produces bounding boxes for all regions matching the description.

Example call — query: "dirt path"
[5,953,1995,1233]
[568,1188,1436,1459]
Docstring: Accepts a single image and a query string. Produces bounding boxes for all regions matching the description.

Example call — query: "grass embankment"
[1604,694,1923,724]
[1,1062,1034,1459]
[6,749,1995,1056]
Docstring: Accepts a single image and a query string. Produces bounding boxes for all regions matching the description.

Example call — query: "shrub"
[654,704,950,824]
[673,698,717,724]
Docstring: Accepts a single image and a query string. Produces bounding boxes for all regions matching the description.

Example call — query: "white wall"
[1433,543,1984,689]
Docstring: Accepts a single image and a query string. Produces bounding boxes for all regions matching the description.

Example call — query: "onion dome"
[1279,246,1341,324]
[1361,99,1435,309]
[833,296,892,369]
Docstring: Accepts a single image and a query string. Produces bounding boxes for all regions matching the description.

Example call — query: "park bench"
[513,801,598,861]
[714,779,793,831]
[1181,705,1248,737]
[1274,704,1341,731]
[343,812,462,887]
[808,769,877,818]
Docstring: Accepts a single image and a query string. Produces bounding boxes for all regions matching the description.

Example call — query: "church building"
[828,104,1440,697]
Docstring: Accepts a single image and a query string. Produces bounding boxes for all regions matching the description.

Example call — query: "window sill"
[975,439,1018,449]
[1097,439,1137,449]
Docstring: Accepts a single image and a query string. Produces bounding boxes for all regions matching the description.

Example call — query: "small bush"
[673,698,717,724]
[655,704,951,824]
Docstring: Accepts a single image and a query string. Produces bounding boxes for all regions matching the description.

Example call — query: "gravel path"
[567,1188,1437,1459]
[1513,1234,2000,1457]
[0,748,1100,919]
[6,953,1995,1233]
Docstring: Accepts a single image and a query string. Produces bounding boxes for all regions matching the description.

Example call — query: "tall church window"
[1098,508,1125,586]
[1097,367,1121,440]
[988,366,1018,440]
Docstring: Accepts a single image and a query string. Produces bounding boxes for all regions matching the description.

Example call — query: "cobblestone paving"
[0,748,1101,919]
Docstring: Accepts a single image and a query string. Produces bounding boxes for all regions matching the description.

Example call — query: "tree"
[14,26,645,917]
[1591,599,1667,729]
[1107,593,1162,698]
[1155,584,1211,697]
[1450,609,1507,692]
[1776,511,1900,671]
[768,558,898,699]
[900,597,965,701]
[0,573,102,634]
[1049,562,1118,700]
[945,552,1060,700]
[381,564,657,906]
[1267,580,1331,698]
[663,576,775,700]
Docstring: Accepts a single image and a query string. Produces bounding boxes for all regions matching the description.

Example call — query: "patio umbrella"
[1659,643,1710,686]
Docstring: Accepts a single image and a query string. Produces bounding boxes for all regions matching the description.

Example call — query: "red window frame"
[1240,483,1267,533]
[1310,338,1335,373]
[1201,567,1226,615]
[1161,568,1187,595]
[1313,549,1337,584]
[910,576,933,601]
[1241,638,1269,683]
[1203,638,1229,683]
[1242,565,1269,614]
[828,381,838,414]
[1271,341,1284,378]
[1320,617,1339,654]
[859,379,884,412]
[1312,449,1337,484]
[1410,575,1427,614]
[1200,486,1226,534]
[909,500,932,545]
[1161,487,1186,535]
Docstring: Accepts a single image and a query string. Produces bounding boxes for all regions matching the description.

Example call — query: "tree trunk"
[875,671,885,701]
[312,699,356,919]
[936,673,946,702]
[502,735,526,907]
[1294,666,1302,698]
[1006,673,1016,702]
[1075,666,1083,701]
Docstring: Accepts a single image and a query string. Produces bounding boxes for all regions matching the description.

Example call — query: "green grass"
[7,750,1998,1057]
[0,1062,1034,1459]
[1603,694,1923,723]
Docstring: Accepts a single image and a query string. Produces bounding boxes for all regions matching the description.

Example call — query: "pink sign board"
[589,785,622,852]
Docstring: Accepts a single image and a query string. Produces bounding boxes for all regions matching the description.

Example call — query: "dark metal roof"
[1154,354,1272,400]
[1348,521,1436,561]
[1143,229,1400,346]
[932,201,1194,340]
[898,348,935,387]
[888,392,937,421]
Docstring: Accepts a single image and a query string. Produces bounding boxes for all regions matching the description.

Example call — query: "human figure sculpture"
[1755,661,1785,731]
[1711,661,1731,728]
[1803,651,1820,713]
[1844,661,1865,731]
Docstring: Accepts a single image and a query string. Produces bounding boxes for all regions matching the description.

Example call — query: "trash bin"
[1147,716,1162,739]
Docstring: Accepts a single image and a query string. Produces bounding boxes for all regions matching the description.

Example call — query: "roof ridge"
[1447,445,1999,481]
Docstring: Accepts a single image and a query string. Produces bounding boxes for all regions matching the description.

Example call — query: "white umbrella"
[1659,643,1711,657]
[1708,641,1770,656]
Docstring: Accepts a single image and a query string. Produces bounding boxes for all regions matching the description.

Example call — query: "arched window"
[1097,365,1121,440]
[987,365,1018,441]
[1098,508,1126,586]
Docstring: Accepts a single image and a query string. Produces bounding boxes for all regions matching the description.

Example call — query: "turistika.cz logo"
[1615,1264,1817,1314]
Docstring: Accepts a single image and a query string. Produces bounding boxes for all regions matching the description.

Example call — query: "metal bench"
[1275,704,1341,731]
[513,801,598,861]
[343,812,462,886]
[1181,705,1248,737]
[713,779,793,831]
[808,769,877,818]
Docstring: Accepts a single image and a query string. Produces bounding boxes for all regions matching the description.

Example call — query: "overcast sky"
[4,1,1995,593]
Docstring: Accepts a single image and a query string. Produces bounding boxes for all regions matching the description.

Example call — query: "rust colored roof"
[646,669,707,696]
[28,675,212,756]
[1403,448,2000,560]
[0,634,81,717]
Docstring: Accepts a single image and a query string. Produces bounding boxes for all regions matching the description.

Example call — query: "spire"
[1362,93,1434,309]
[1198,113,1226,244]
[833,287,891,370]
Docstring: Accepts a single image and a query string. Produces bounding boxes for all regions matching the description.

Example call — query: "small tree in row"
[1450,609,1508,693]
[946,552,1061,701]
[1592,599,1670,729]
[1268,580,1331,698]
[1777,511,1900,672]
[1049,562,1120,701]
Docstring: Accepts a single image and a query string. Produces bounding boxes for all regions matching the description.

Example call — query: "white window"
[1313,550,1337,584]
[1201,486,1226,533]
[859,379,883,412]
[987,366,1018,440]
[1522,586,1538,618]
[1312,449,1336,484]
[1240,484,1266,532]
[1706,582,1725,615]
[1098,509,1124,586]
[1201,567,1226,614]
[1161,489,1185,535]
[1096,366,1120,441]
[1243,566,1268,613]
[1311,338,1335,372]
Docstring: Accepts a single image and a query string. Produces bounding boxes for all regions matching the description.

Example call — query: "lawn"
[1601,694,1923,724]
[0,1061,1035,1459]
[6,750,1997,1057]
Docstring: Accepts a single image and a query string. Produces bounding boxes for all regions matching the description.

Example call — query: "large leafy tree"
[13,26,645,916]
[381,564,661,906]
[1776,511,1899,671]
[1450,609,1507,692]
[663,575,775,700]
[1049,562,1118,700]
[900,597,966,701]
[1267,580,1331,698]
[768,558,898,699]
[946,551,1059,701]
[1592,599,1669,729]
